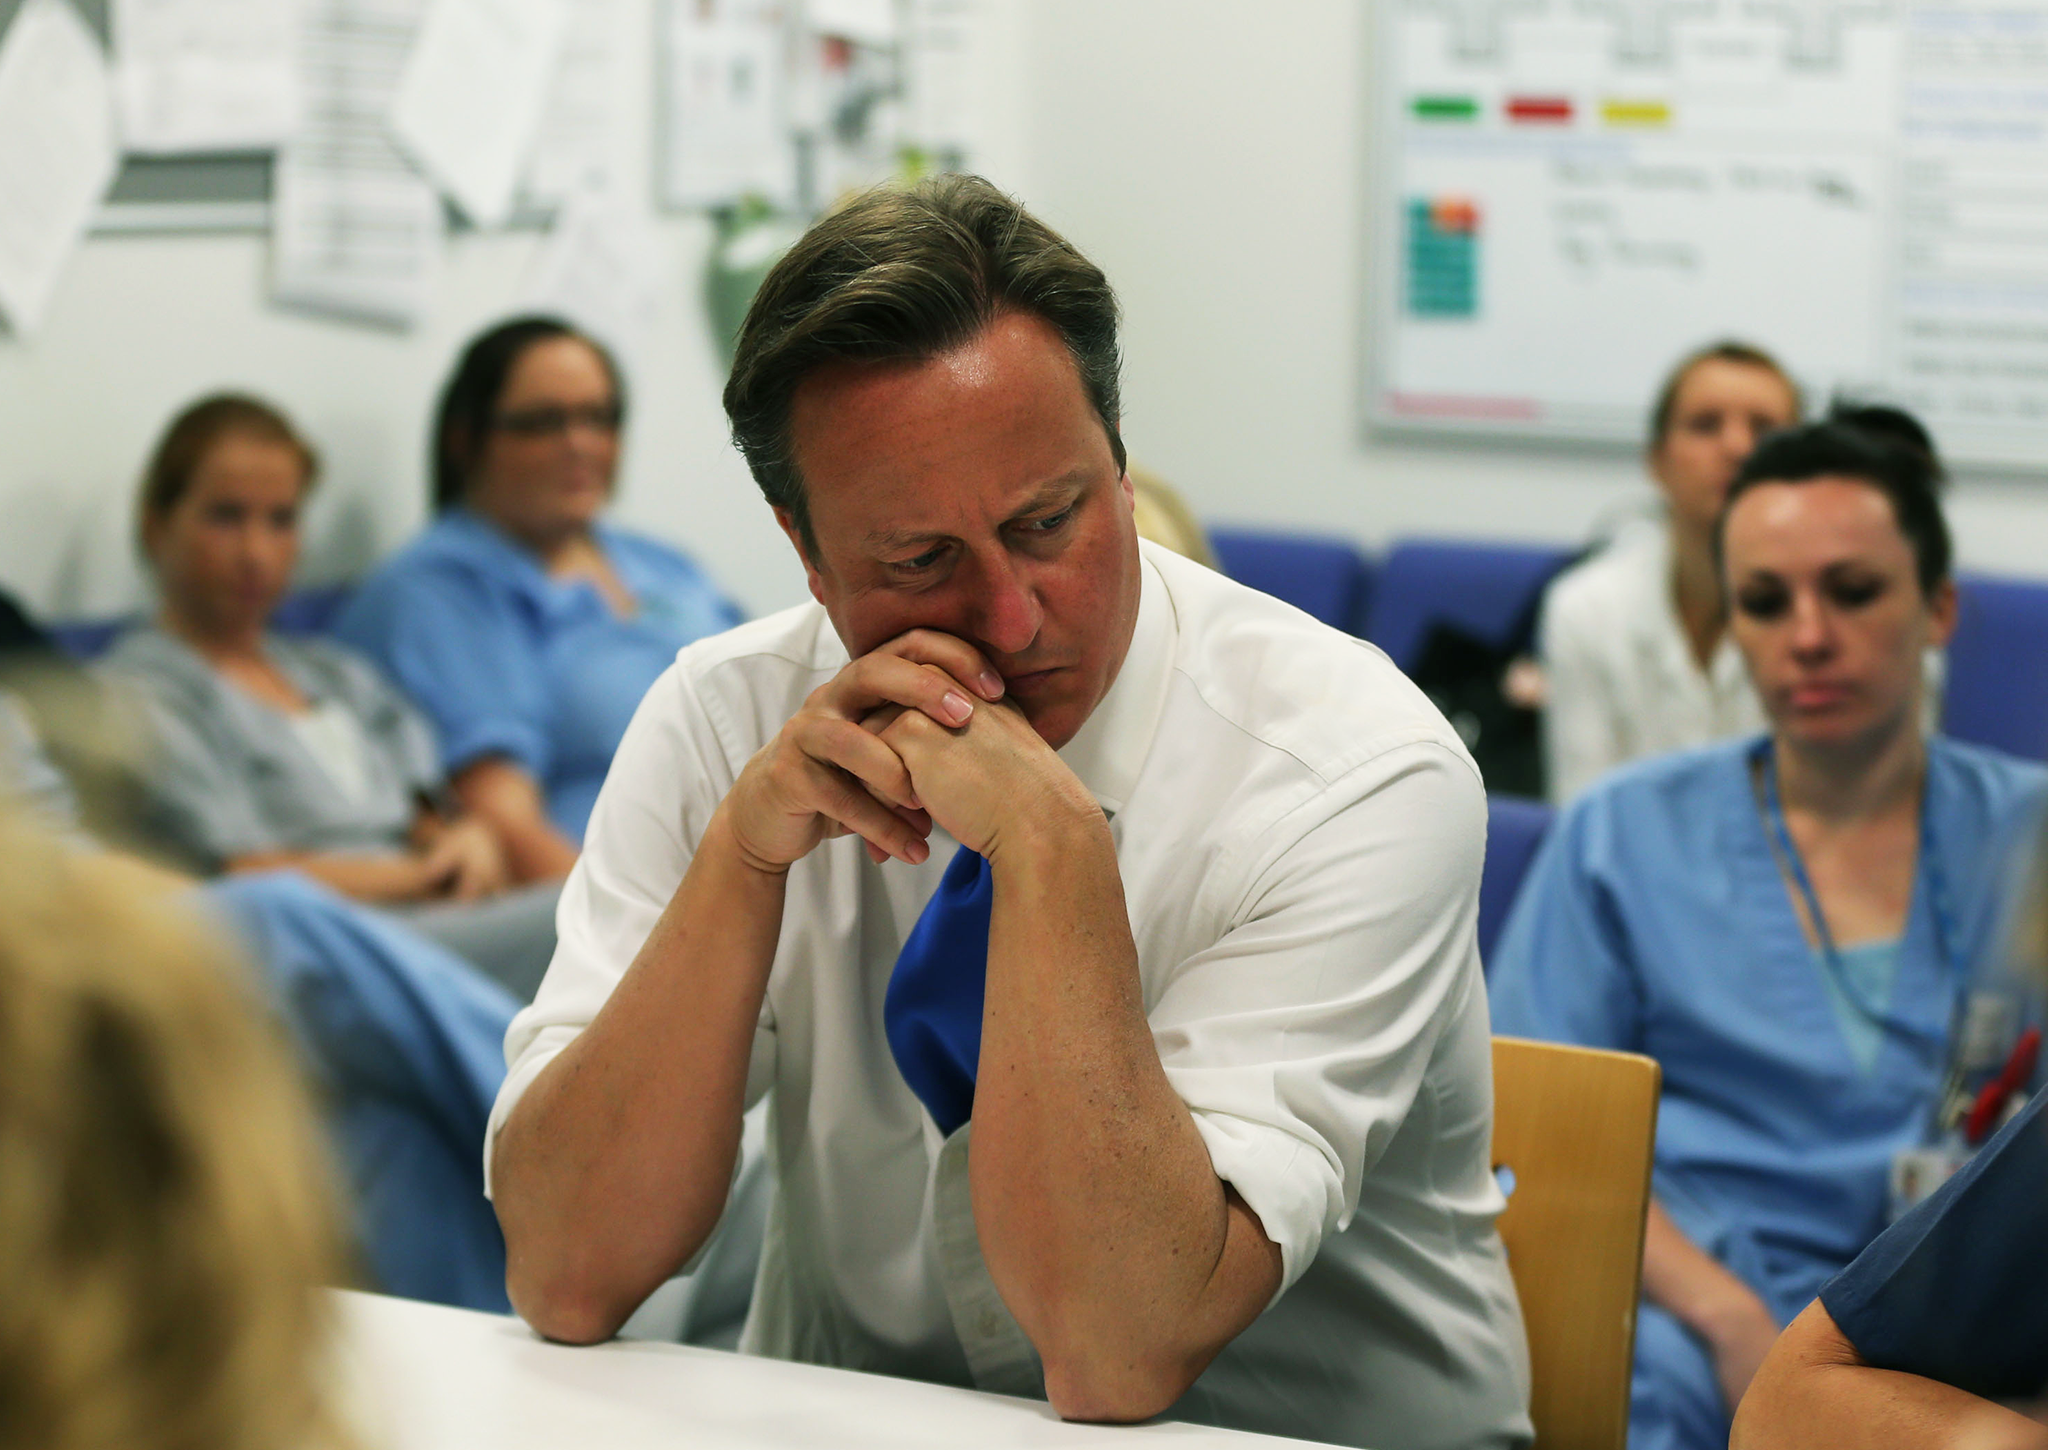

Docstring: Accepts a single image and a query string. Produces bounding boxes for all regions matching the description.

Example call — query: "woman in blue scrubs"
[336,318,741,881]
[1491,420,2048,1450]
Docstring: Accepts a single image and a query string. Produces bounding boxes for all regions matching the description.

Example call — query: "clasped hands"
[725,629,1096,876]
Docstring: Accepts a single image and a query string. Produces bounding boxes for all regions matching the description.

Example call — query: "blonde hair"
[0,814,352,1450]
[1128,465,1216,569]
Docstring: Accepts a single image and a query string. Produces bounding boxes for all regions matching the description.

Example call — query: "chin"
[1781,710,1895,753]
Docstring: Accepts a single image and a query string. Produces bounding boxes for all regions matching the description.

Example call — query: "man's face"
[781,310,1142,751]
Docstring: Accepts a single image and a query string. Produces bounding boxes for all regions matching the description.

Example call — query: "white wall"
[4,0,2046,628]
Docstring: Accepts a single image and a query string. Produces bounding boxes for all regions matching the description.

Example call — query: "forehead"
[501,336,612,402]
[1671,358,1796,416]
[192,431,306,490]
[788,312,1108,542]
[1723,475,1907,566]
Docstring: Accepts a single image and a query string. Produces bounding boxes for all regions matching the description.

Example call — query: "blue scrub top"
[334,509,742,842]
[1490,734,2047,1323]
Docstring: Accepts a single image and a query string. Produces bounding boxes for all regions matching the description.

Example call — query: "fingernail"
[941,690,973,725]
[906,838,929,864]
[979,671,1004,697]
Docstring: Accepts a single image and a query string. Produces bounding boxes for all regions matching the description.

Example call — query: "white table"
[334,1291,1334,1449]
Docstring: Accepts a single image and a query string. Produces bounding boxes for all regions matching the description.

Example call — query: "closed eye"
[1735,582,1790,620]
[1824,574,1886,609]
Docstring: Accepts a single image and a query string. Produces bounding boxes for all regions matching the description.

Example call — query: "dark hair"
[723,174,1125,556]
[1648,340,1802,451]
[138,394,318,553]
[430,316,626,511]
[1827,398,1945,482]
[1717,420,1952,596]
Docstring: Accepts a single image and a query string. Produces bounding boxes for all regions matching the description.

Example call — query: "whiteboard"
[1366,0,2048,471]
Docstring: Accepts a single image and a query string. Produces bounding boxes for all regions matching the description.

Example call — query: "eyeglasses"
[492,401,624,438]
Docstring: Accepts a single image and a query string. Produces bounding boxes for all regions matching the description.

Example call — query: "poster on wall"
[1369,0,2048,471]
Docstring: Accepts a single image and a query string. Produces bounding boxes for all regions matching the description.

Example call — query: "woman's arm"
[1643,1199,1783,1417]
[451,756,580,882]
[409,806,511,901]
[1734,1301,2048,1450]
[224,848,438,903]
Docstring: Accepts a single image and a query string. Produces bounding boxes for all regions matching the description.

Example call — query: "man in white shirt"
[486,175,1530,1450]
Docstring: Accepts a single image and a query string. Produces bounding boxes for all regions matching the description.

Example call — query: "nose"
[1787,587,1836,659]
[1726,416,1760,459]
[964,549,1043,659]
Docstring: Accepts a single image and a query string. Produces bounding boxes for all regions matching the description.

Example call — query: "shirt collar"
[1055,545,1177,816]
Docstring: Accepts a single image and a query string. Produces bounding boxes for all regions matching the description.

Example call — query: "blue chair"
[1480,794,1553,967]
[1944,572,2048,763]
[1208,527,1375,634]
[46,581,357,662]
[1365,539,1578,674]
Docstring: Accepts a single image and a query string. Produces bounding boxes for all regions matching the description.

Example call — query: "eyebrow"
[860,472,1093,552]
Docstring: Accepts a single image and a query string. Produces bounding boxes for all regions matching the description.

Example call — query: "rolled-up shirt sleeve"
[482,660,775,1194]
[1150,740,1486,1297]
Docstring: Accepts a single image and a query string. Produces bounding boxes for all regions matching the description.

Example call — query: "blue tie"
[884,845,994,1135]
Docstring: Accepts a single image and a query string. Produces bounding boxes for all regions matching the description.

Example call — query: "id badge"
[1888,1141,1969,1223]
[1956,992,2020,1076]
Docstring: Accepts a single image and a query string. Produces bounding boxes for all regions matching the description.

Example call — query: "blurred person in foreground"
[1492,420,2046,1450]
[1734,819,2048,1450]
[488,176,1530,1450]
[0,610,518,1314]
[0,806,352,1450]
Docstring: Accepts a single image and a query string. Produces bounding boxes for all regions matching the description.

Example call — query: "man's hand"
[723,630,1007,875]
[875,697,1097,861]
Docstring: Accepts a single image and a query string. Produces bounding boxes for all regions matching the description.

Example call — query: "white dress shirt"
[488,541,1532,1450]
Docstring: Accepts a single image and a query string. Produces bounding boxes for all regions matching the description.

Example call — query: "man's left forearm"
[969,797,1281,1423]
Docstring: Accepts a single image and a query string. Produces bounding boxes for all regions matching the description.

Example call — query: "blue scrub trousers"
[210,872,518,1313]
[1630,1305,1731,1450]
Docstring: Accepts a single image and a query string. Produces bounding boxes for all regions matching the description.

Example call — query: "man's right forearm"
[492,803,787,1342]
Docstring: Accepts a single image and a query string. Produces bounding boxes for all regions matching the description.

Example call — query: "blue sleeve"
[1819,1089,2048,1401]
[1486,796,1647,1053]
[334,565,552,782]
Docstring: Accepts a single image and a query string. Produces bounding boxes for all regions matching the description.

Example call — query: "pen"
[1965,1026,2040,1146]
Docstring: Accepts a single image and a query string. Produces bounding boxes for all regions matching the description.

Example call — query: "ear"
[1925,576,1960,650]
[773,507,829,608]
[1118,468,1135,512]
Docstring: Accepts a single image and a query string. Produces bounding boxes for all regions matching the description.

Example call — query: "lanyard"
[1753,739,1962,1044]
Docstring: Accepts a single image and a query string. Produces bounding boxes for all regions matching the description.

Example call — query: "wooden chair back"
[1491,1036,1661,1450]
